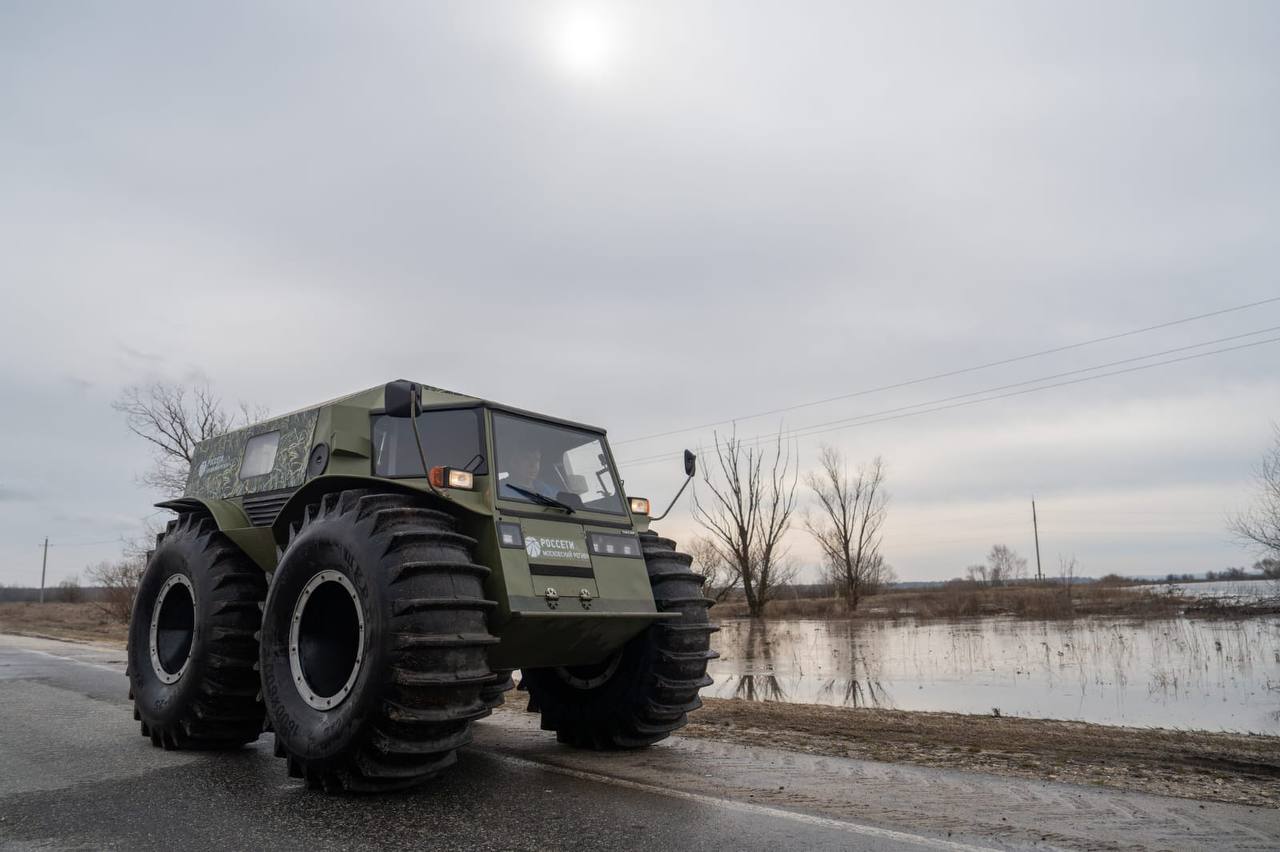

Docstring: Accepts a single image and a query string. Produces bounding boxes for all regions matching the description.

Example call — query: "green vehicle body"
[163,380,666,671]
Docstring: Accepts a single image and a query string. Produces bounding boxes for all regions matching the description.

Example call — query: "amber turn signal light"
[429,466,474,490]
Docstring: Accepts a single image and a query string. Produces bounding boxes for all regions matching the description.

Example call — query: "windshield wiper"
[505,484,576,514]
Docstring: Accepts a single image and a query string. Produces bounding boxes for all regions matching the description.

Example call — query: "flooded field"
[707,615,1280,734]
[1135,578,1278,604]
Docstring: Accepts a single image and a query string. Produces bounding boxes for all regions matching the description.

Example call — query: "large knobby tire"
[126,514,267,750]
[260,490,498,793]
[479,669,515,709]
[522,531,718,748]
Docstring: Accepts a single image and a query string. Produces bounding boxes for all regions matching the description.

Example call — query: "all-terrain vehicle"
[126,380,715,791]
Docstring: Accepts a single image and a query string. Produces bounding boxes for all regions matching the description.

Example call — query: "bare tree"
[1232,425,1280,559]
[965,564,988,586]
[113,380,265,496]
[85,514,171,622]
[693,430,799,617]
[1058,555,1078,591]
[863,553,897,595]
[56,575,84,604]
[803,448,889,610]
[688,536,738,602]
[87,557,146,623]
[986,544,1028,586]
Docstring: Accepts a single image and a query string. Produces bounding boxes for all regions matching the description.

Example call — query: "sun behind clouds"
[548,4,619,81]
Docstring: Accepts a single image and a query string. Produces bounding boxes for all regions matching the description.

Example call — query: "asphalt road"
[1,634,1276,851]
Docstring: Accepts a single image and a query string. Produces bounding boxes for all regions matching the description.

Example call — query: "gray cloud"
[0,486,38,503]
[1,1,1277,582]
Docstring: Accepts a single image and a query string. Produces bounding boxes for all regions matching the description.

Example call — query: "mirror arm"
[407,399,444,498]
[650,474,693,522]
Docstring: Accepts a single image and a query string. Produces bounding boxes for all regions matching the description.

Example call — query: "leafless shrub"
[1059,555,1078,593]
[689,536,738,602]
[56,576,84,604]
[86,558,146,624]
[1232,425,1280,563]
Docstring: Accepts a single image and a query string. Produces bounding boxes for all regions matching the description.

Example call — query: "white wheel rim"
[288,570,366,711]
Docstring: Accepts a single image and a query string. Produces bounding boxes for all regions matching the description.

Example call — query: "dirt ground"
[677,697,1280,809]
[6,602,1277,809]
[0,602,129,645]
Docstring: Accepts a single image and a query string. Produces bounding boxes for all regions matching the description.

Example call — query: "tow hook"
[579,589,593,609]
[544,587,559,609]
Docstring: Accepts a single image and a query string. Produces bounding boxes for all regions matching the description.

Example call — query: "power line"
[619,333,1280,467]
[621,328,1278,464]
[614,295,1280,446]
[665,325,1280,456]
[40,511,165,549]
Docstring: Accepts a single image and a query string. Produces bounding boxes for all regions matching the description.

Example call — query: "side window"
[240,431,281,479]
[372,409,486,477]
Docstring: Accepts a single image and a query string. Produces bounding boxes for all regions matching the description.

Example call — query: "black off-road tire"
[522,531,717,748]
[126,514,267,750]
[260,490,497,793]
[479,669,515,709]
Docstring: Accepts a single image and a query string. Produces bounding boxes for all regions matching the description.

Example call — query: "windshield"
[491,411,625,515]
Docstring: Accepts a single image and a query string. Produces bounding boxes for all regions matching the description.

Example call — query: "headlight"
[497,522,524,548]
[628,497,650,515]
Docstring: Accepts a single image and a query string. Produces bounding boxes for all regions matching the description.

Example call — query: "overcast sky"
[2,2,1277,587]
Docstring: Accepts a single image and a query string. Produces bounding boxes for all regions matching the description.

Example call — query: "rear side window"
[372,408,486,477]
[239,431,281,479]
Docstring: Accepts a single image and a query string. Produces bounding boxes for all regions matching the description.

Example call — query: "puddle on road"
[706,615,1280,734]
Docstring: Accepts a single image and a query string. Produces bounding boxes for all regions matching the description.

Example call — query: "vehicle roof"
[267,381,481,420]
[196,380,606,452]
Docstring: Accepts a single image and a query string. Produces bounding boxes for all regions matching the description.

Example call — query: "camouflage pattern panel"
[185,409,320,500]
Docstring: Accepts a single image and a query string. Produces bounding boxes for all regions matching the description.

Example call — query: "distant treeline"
[0,586,110,603]
[732,577,1098,603]
[721,567,1278,605]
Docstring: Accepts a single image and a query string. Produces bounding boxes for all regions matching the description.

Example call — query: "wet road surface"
[1,634,1276,851]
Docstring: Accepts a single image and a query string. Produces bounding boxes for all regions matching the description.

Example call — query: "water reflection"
[730,619,787,701]
[817,677,891,708]
[718,618,894,709]
[707,615,1280,733]
[733,674,787,702]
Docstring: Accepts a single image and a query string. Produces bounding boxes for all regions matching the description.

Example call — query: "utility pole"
[40,537,49,603]
[1031,499,1043,582]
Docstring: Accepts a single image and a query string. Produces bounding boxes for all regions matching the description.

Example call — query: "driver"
[499,443,558,500]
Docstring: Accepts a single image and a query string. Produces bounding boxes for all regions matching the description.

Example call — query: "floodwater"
[706,615,1280,734]
[1133,578,1278,604]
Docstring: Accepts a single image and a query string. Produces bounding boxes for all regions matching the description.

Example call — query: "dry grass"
[0,602,128,645]
[714,584,1197,620]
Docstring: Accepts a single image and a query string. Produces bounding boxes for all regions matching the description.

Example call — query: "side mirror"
[651,450,698,523]
[385,380,422,418]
